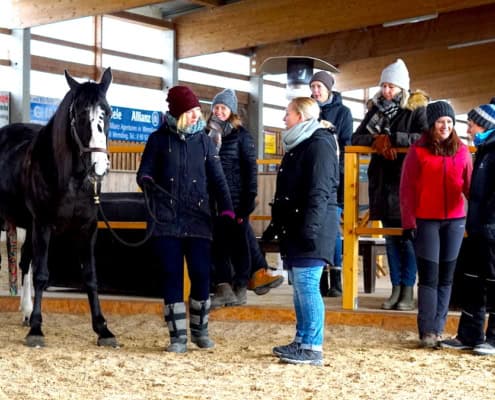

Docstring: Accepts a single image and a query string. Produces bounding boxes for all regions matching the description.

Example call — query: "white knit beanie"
[379,59,410,91]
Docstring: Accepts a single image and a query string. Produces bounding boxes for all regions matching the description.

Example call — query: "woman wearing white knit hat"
[351,58,429,311]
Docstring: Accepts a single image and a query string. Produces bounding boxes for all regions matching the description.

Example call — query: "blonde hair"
[176,109,204,131]
[290,97,320,121]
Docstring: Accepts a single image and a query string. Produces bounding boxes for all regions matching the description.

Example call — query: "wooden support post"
[342,150,359,310]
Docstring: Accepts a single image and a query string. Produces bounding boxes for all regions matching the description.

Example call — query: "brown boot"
[247,268,284,295]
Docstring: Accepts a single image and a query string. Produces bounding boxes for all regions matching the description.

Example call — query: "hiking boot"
[233,286,247,305]
[439,337,473,350]
[272,341,300,357]
[210,283,237,309]
[328,268,342,297]
[279,349,323,366]
[247,269,284,295]
[420,333,438,348]
[473,342,495,356]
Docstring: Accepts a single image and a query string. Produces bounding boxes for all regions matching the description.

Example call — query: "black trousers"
[457,236,495,346]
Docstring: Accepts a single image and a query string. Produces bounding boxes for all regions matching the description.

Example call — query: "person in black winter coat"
[352,59,428,311]
[310,70,353,297]
[136,86,234,353]
[440,103,495,356]
[264,97,339,366]
[208,89,283,308]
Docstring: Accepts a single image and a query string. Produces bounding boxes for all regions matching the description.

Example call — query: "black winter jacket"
[218,126,258,217]
[351,92,428,222]
[466,131,495,241]
[271,128,339,264]
[136,122,233,240]
[319,92,353,205]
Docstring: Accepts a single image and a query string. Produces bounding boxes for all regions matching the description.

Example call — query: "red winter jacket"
[400,135,472,229]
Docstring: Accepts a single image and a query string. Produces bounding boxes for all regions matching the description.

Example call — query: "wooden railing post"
[342,148,360,310]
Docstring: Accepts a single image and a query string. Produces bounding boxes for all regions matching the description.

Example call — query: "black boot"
[328,268,342,297]
[164,302,187,353]
[382,286,401,310]
[320,265,330,296]
[189,298,214,349]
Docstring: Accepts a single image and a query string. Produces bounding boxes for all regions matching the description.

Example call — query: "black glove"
[139,175,154,187]
[402,228,417,242]
[261,223,279,242]
[237,192,257,218]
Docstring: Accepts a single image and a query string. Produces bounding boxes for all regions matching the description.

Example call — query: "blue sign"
[30,96,161,143]
[109,106,162,142]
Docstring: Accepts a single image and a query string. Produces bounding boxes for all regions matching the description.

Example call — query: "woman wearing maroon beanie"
[137,85,234,353]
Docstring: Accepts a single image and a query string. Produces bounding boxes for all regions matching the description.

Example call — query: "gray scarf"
[282,118,321,151]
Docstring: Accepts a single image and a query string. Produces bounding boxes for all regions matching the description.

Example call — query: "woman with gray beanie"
[352,58,429,311]
[208,89,284,308]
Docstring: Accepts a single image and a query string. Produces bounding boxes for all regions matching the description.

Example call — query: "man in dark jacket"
[441,103,495,356]
[310,71,353,297]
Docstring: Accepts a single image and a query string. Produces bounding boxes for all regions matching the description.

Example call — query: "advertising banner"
[0,91,10,128]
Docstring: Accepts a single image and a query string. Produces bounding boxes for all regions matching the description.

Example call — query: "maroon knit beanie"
[166,86,200,118]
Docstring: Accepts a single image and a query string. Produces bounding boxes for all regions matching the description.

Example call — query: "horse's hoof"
[97,336,119,348]
[25,335,45,348]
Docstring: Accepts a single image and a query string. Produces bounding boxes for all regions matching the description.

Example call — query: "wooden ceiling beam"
[1,0,171,29]
[451,94,495,115]
[252,4,495,74]
[175,0,495,58]
[187,0,224,7]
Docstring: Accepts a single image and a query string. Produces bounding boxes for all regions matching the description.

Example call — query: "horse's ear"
[99,67,112,94]
[64,70,80,91]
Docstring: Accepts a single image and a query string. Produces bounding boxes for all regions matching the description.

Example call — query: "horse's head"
[65,68,112,179]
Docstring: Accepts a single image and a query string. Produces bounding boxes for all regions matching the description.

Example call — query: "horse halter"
[69,102,109,204]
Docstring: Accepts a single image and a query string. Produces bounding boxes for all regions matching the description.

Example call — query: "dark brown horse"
[0,68,117,347]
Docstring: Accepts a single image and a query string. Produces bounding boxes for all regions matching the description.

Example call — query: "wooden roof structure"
[3,0,495,112]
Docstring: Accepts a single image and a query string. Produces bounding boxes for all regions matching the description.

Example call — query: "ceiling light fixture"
[447,37,495,50]
[382,13,438,28]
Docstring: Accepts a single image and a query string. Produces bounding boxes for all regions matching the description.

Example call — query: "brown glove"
[383,147,397,160]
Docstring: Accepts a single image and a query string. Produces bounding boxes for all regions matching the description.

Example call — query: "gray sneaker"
[473,342,495,356]
[272,341,300,357]
[420,333,438,348]
[233,286,247,305]
[210,283,237,308]
[279,349,323,366]
[439,337,473,350]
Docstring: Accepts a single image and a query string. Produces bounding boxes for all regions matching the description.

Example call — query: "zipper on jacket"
[443,156,448,219]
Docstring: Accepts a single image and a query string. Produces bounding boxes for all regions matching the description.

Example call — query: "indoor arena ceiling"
[3,0,495,112]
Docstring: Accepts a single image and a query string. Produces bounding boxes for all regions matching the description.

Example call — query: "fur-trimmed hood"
[367,89,429,112]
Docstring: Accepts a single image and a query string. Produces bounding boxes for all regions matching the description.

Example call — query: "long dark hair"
[423,125,461,156]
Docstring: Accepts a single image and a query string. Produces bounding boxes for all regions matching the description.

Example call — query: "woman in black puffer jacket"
[208,89,283,308]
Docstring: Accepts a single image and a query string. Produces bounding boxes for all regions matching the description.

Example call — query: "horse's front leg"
[81,228,118,347]
[19,229,33,326]
[25,224,50,348]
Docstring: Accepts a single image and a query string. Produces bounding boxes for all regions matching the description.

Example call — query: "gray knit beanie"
[212,88,238,114]
[379,59,410,91]
[468,104,495,130]
[309,71,334,91]
[426,101,456,128]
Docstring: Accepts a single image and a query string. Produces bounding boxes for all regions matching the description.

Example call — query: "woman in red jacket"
[400,101,472,348]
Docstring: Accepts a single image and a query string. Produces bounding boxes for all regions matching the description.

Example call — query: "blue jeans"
[288,265,325,351]
[382,220,416,286]
[331,207,343,268]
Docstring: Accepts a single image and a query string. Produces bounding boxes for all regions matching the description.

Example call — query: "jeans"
[382,220,416,286]
[331,207,343,268]
[288,265,325,351]
[153,236,211,304]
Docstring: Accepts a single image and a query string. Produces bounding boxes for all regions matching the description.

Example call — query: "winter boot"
[189,298,214,349]
[210,283,237,308]
[248,268,284,295]
[164,302,187,353]
[320,266,330,296]
[382,285,401,310]
[396,285,415,310]
[233,285,247,305]
[328,267,342,297]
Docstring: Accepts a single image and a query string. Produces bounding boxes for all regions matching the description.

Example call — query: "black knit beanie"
[426,101,456,128]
